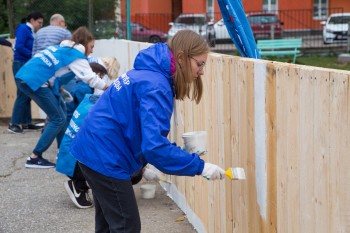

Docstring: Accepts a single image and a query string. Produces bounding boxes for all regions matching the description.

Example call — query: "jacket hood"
[133,43,171,79]
[60,40,85,54]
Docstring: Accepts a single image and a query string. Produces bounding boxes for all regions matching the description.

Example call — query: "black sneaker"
[25,156,55,168]
[64,180,93,209]
[8,124,23,133]
[22,123,44,130]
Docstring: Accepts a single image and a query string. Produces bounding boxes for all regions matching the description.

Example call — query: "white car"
[321,13,350,44]
[213,19,231,43]
[168,14,215,47]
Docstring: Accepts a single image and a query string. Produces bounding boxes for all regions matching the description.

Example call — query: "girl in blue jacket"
[71,29,225,233]
[15,27,108,169]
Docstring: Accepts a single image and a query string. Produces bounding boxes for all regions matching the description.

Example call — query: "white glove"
[143,168,160,182]
[201,163,225,180]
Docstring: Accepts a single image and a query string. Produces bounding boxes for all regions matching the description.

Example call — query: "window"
[314,0,328,19]
[263,0,277,12]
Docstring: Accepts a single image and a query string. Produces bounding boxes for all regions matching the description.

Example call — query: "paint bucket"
[140,183,156,199]
[182,131,207,155]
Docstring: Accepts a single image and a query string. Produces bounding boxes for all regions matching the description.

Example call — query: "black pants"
[78,162,141,233]
[68,164,89,192]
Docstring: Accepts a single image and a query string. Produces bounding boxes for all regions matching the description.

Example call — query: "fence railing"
[132,8,348,53]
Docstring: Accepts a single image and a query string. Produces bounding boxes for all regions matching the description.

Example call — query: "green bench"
[257,38,302,64]
[0,33,10,38]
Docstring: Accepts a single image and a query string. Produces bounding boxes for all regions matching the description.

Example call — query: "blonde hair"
[168,30,210,104]
[100,56,120,81]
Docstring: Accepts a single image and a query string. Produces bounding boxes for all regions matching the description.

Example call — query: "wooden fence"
[1,39,349,233]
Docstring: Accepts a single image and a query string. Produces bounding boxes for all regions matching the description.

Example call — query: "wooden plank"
[265,62,278,233]
[329,71,349,233]
[208,54,221,233]
[237,58,249,233]
[242,59,258,232]
[193,61,208,228]
[313,69,330,233]
[206,54,217,233]
[174,99,186,199]
[0,45,16,118]
[299,67,315,232]
[184,96,195,220]
[221,56,233,233]
[214,55,227,232]
[229,57,241,233]
[275,63,288,233]
[199,60,212,231]
[285,65,301,233]
[346,72,350,233]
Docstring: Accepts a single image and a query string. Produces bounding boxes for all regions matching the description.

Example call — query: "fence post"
[271,25,275,39]
[348,22,350,53]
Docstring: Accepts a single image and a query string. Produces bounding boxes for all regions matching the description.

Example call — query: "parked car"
[321,13,350,44]
[214,12,283,44]
[168,14,215,47]
[114,22,168,43]
[247,12,283,40]
[213,18,232,44]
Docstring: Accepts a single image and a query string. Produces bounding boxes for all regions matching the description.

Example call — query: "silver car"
[168,14,215,47]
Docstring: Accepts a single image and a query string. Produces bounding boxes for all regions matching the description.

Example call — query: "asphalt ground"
[0,125,197,233]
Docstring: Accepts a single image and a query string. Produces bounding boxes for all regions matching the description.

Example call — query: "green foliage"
[297,55,350,71]
[1,0,117,36]
[0,1,8,33]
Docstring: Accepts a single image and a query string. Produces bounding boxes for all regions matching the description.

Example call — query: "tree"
[1,0,118,38]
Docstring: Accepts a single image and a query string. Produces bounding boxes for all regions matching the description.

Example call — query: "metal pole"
[7,0,15,38]
[88,0,94,32]
[271,25,275,39]
[126,0,131,40]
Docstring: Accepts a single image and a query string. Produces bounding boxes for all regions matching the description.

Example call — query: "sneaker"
[8,124,23,133]
[25,156,55,168]
[22,123,44,130]
[64,180,93,209]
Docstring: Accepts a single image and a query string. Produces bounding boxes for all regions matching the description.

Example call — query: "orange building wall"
[241,0,263,12]
[182,0,206,13]
[120,0,350,33]
[120,0,172,18]
[329,0,350,12]
[120,0,172,32]
[279,1,313,11]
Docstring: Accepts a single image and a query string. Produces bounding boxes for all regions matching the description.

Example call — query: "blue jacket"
[56,94,99,177]
[71,43,205,180]
[64,79,93,123]
[15,45,86,91]
[14,23,34,62]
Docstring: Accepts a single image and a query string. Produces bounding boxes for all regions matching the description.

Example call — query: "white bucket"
[140,183,156,199]
[182,131,207,155]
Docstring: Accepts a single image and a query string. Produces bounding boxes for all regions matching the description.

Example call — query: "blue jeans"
[16,79,67,156]
[11,61,32,125]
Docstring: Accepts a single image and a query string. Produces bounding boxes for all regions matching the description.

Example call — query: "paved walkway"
[0,126,197,233]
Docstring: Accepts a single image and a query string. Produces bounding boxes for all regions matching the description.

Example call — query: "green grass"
[262,55,350,71]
